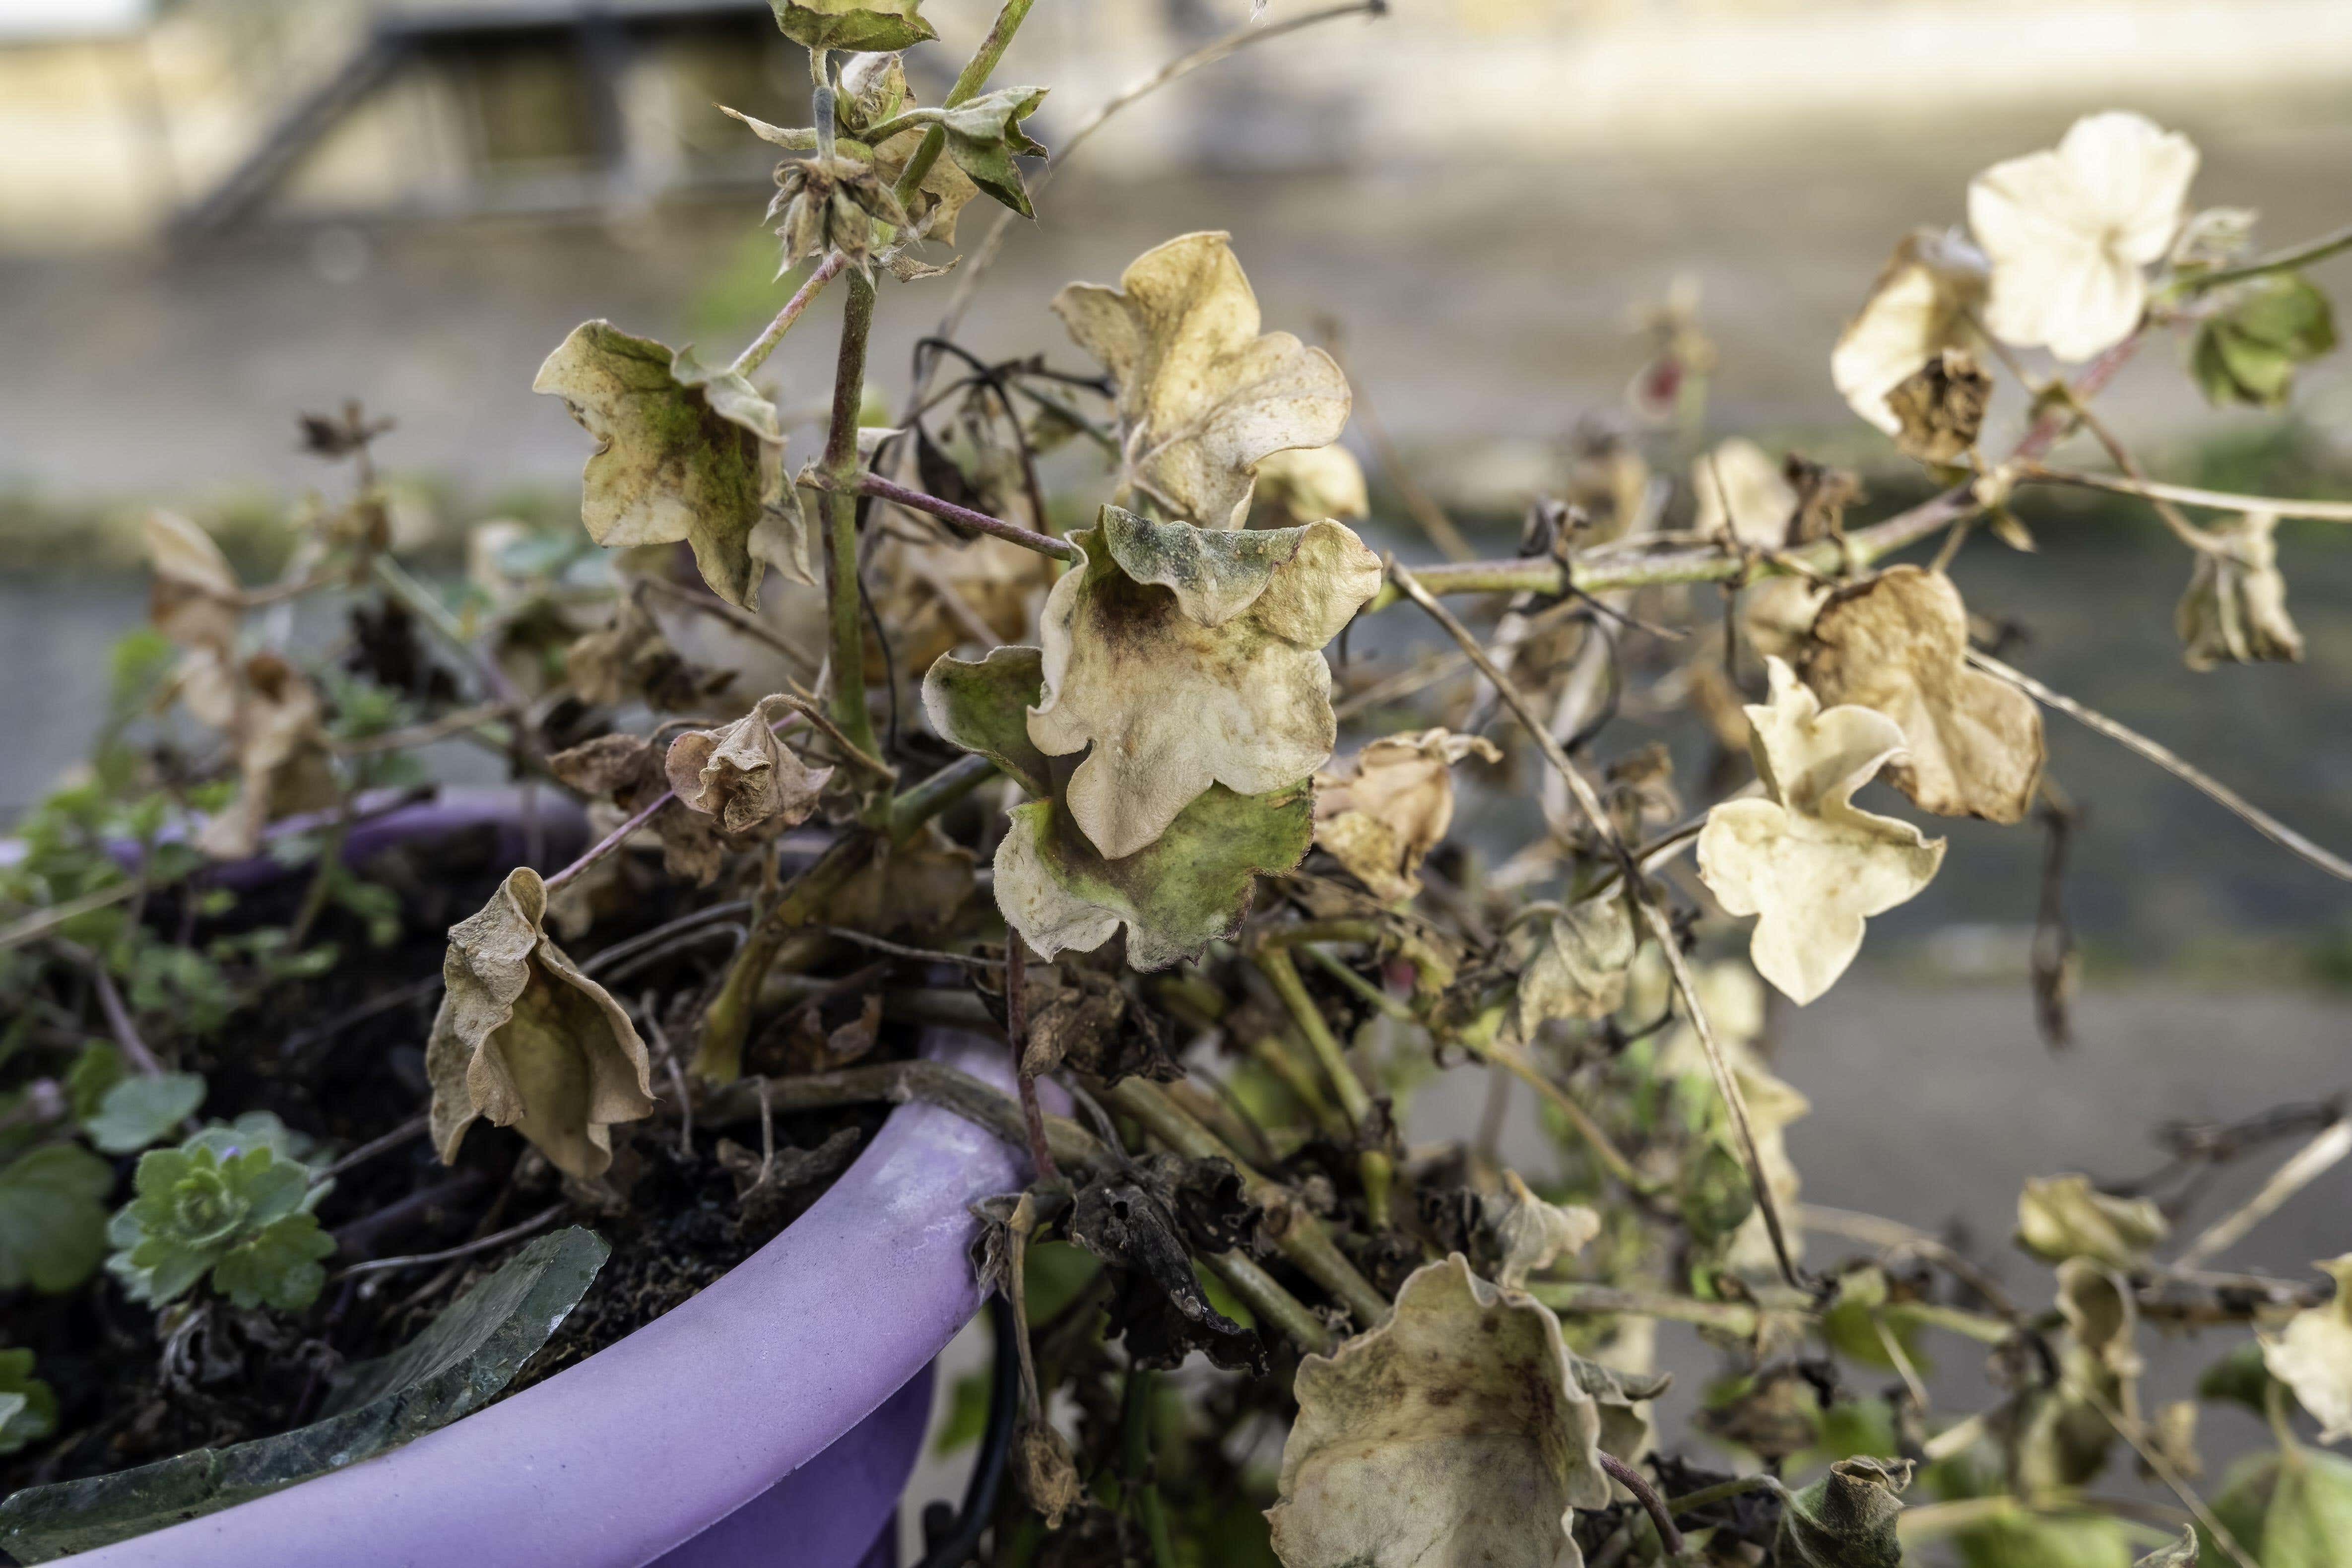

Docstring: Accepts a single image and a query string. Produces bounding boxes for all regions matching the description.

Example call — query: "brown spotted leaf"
[425,868,655,1180]
[1801,565,2045,824]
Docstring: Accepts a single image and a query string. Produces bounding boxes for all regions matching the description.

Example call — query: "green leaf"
[1678,1139,1756,1248]
[0,1349,58,1457]
[0,1228,608,1564]
[82,1072,205,1155]
[997,783,1313,973]
[1776,1456,1910,1568]
[1954,1505,2132,1568]
[2190,272,2338,409]
[0,1144,113,1294]
[932,1367,993,1458]
[210,1213,334,1312]
[936,86,1049,218]
[2198,1337,2278,1416]
[2209,1442,2352,1568]
[768,0,935,52]
[64,1043,125,1124]
[921,644,1053,796]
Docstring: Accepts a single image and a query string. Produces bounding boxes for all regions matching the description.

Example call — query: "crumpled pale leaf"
[2015,1173,2168,1270]
[767,0,933,52]
[143,511,240,653]
[1032,507,1381,859]
[533,320,808,609]
[425,867,655,1180]
[1507,893,1637,1041]
[1692,438,1797,549]
[1885,347,1993,465]
[1054,232,1351,529]
[1831,228,1988,437]
[2013,1257,2146,1492]
[1480,1170,1599,1289]
[1568,1354,1670,1480]
[1801,566,2045,823]
[663,695,832,835]
[1253,443,1370,525]
[2262,1254,2352,1444]
[1267,1254,1609,1568]
[1742,575,1833,662]
[565,593,737,712]
[2177,510,2303,670]
[548,731,728,887]
[1313,728,1500,902]
[1775,1456,1912,1568]
[1696,657,1946,1004]
[1968,110,2199,362]
[927,642,1311,969]
[196,652,341,861]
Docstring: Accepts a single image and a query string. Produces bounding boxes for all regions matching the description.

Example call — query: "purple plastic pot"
[37,793,1024,1568]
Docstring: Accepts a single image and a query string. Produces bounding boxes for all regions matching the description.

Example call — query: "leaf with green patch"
[768,0,934,51]
[1776,1456,1911,1568]
[0,1144,113,1295]
[934,85,1048,217]
[2191,272,2337,409]
[0,1229,608,1564]
[533,321,809,609]
[922,644,1052,796]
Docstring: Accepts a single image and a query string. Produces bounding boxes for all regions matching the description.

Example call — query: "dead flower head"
[663,695,833,835]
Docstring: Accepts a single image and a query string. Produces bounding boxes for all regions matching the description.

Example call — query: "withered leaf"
[2178,510,2303,670]
[143,511,240,653]
[1693,438,1796,550]
[425,867,655,1180]
[533,321,808,609]
[767,0,934,53]
[2015,1173,2167,1270]
[1831,227,1988,436]
[1775,1456,1911,1568]
[1313,728,1500,903]
[1884,347,1993,464]
[1020,966,1180,1086]
[1696,658,1946,1004]
[1031,507,1382,859]
[1013,1417,1082,1531]
[1801,566,2045,823]
[663,695,832,835]
[565,593,736,712]
[547,731,730,886]
[1481,1170,1599,1290]
[195,653,340,861]
[830,823,976,941]
[1507,892,1637,1042]
[2261,1253,2352,1443]
[1253,443,1370,525]
[1070,1171,1262,1373]
[1267,1254,1608,1568]
[1054,232,1351,529]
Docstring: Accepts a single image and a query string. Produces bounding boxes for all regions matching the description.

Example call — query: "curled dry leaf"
[767,0,934,52]
[533,321,809,609]
[1480,1170,1599,1290]
[1069,1169,1262,1373]
[1032,507,1380,860]
[830,823,976,942]
[2261,1254,2352,1443]
[2015,1173,2168,1270]
[1053,232,1351,529]
[1507,892,1637,1042]
[143,511,240,653]
[1313,728,1500,903]
[1830,228,1987,437]
[1570,1354,1670,1482]
[1012,1418,1082,1531]
[2177,510,2303,670]
[547,732,729,886]
[2016,1257,2147,1491]
[1696,658,1946,1004]
[662,696,832,835]
[1742,575,1833,663]
[425,867,655,1181]
[1267,1254,1608,1568]
[1801,566,2045,823]
[565,593,737,712]
[1884,347,1993,465]
[1968,110,2198,362]
[1253,443,1370,525]
[1775,1456,1911,1568]
[1692,437,1796,550]
[2134,1526,2199,1568]
[196,653,340,861]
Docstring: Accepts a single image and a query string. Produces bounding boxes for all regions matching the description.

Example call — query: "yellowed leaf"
[2262,1255,2352,1443]
[1313,728,1499,902]
[2177,510,2303,670]
[1830,229,1987,436]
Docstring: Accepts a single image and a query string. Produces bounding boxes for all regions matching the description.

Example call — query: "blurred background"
[3,0,2351,1542]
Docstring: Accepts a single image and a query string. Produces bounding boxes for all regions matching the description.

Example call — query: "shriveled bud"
[2176,510,2303,670]
[1012,1417,1082,1529]
[767,151,909,276]
[663,695,833,834]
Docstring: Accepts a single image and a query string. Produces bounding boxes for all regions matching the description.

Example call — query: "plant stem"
[2175,1117,2352,1269]
[892,0,1037,206]
[888,753,996,840]
[2023,464,2352,523]
[693,832,873,1081]
[2185,217,2352,290]
[543,790,674,894]
[1598,1454,1684,1558]
[731,252,849,378]
[1202,1249,1337,1356]
[1107,1077,1391,1327]
[820,268,881,765]
[847,473,1080,559]
[1664,1473,1779,1517]
[700,1058,1104,1171]
[1005,936,1059,1182]
[1252,943,1393,1227]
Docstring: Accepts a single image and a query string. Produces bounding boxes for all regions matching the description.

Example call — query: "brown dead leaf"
[143,511,241,653]
[1885,348,1993,464]
[663,695,833,835]
[1801,566,2045,823]
[2177,510,2303,670]
[1313,728,1500,903]
[195,653,341,861]
[425,866,656,1180]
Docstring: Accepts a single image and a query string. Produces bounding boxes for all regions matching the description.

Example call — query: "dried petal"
[1830,229,1987,436]
[1031,507,1381,859]
[1696,658,1946,1003]
[2262,1255,2352,1443]
[1313,728,1500,902]
[534,321,805,608]
[1801,566,2045,823]
[1267,1255,1608,1568]
[662,696,832,834]
[2177,511,2303,670]
[1054,232,1351,529]
[425,868,655,1180]
[1969,111,2199,362]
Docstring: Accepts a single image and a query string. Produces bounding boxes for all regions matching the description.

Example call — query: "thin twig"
[838,472,1080,560]
[731,251,850,378]
[1598,1454,1684,1558]
[52,939,163,1076]
[1006,937,1059,1184]
[314,1113,429,1184]
[334,1203,567,1281]
[0,883,135,953]
[1387,559,1805,1290]
[1968,650,2352,883]
[2023,464,2352,523]
[542,790,674,894]
[636,576,818,673]
[2183,218,2352,290]
[2174,1118,2352,1270]
[2069,1372,2257,1568]
[821,926,1005,967]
